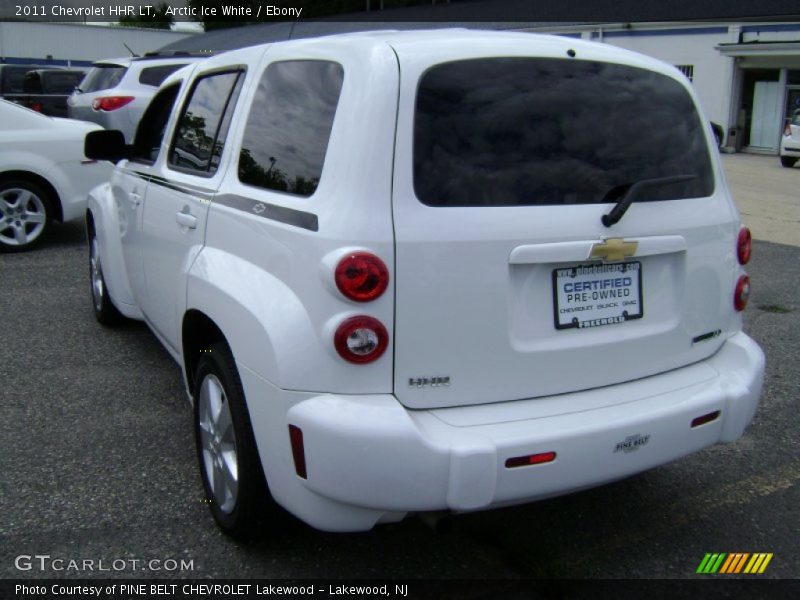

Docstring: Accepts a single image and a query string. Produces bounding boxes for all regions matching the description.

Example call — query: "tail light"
[31,102,42,112]
[734,274,750,312]
[334,316,388,364]
[737,227,752,265]
[335,252,389,302]
[92,96,134,112]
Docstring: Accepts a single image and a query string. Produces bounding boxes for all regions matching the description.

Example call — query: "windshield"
[79,64,127,93]
[414,58,714,207]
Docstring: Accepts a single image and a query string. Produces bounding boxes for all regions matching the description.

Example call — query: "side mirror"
[85,130,132,163]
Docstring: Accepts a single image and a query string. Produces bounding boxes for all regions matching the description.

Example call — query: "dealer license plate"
[553,262,643,330]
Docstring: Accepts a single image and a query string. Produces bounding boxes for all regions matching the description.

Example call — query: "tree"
[118,2,174,30]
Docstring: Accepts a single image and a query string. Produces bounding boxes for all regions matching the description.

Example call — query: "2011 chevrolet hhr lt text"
[84,30,765,537]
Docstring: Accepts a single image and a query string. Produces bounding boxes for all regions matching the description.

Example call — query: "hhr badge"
[613,433,650,454]
[409,376,450,388]
[590,237,638,262]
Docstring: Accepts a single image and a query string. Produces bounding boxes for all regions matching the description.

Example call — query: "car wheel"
[780,156,797,168]
[194,342,274,539]
[0,179,52,252]
[89,229,124,325]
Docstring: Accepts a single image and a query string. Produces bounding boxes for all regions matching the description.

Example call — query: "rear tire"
[0,178,52,252]
[194,342,275,539]
[89,228,125,326]
[780,156,797,168]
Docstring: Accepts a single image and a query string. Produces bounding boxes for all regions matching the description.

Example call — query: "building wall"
[583,28,735,129]
[0,22,194,67]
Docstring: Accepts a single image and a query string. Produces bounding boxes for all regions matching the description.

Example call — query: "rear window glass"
[139,64,185,87]
[45,71,84,94]
[414,58,714,207]
[238,60,344,197]
[80,65,127,93]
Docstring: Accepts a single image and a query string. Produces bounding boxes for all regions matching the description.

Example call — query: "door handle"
[129,189,142,207]
[176,209,197,229]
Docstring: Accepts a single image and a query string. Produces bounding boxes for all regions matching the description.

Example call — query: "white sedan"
[0,99,112,251]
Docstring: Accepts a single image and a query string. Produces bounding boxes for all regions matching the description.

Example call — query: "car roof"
[197,28,679,81]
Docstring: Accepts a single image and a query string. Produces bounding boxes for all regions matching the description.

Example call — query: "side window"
[131,83,182,164]
[238,60,344,197]
[168,70,243,176]
[139,64,185,87]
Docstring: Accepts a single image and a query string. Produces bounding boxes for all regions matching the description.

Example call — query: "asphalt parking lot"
[0,153,798,583]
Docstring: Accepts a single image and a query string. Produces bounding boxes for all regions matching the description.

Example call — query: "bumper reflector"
[288,425,307,479]
[505,451,557,469]
[691,410,721,428]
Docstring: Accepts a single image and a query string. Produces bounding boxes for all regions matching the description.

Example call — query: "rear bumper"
[274,333,763,530]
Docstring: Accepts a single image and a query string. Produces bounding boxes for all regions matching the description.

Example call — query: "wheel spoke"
[25,211,45,224]
[0,197,12,212]
[15,190,32,207]
[212,457,226,505]
[13,225,28,245]
[221,450,238,500]
[216,400,233,440]
[208,381,223,426]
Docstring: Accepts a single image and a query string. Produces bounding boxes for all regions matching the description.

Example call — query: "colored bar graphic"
[699,552,773,574]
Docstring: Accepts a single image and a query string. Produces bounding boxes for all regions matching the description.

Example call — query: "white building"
[0,22,194,68]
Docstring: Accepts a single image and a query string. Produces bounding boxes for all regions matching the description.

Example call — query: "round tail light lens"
[334,316,388,364]
[734,274,750,312]
[335,252,389,302]
[737,227,752,265]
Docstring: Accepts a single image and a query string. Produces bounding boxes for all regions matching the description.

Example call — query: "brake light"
[92,96,134,112]
[737,227,752,265]
[334,316,388,364]
[335,252,389,302]
[31,102,42,112]
[734,275,750,312]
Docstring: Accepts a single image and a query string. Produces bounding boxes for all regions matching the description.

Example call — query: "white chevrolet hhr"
[84,30,765,538]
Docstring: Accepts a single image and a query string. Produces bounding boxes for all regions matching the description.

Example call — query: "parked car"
[68,52,209,142]
[84,30,764,538]
[19,69,86,117]
[779,109,800,168]
[0,99,111,251]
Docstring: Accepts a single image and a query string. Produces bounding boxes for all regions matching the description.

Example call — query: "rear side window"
[2,67,30,94]
[414,58,714,207]
[169,70,243,176]
[238,60,344,197]
[139,64,185,87]
[80,65,127,93]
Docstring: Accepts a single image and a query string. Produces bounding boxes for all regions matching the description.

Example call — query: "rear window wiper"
[601,174,696,227]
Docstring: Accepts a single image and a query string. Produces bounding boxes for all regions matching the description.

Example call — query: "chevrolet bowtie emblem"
[589,238,638,262]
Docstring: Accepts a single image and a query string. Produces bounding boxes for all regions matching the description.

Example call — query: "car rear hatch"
[68,62,128,120]
[390,37,740,410]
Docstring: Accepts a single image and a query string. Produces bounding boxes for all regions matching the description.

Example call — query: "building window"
[676,65,694,82]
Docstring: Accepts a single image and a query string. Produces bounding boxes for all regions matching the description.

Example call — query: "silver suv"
[68,52,209,142]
